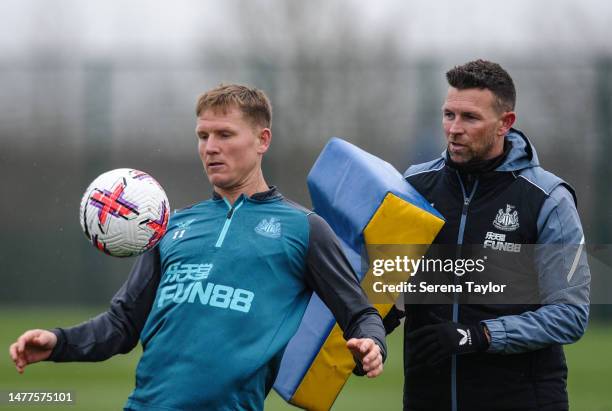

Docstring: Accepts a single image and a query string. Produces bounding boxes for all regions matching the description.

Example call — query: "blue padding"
[307,137,442,263]
[274,294,335,400]
[337,235,363,276]
[274,137,443,401]
[274,238,359,400]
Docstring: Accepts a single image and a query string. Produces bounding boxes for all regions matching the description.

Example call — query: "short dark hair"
[196,84,272,128]
[446,59,516,112]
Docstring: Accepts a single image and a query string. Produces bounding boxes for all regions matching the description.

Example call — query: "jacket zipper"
[215,197,244,248]
[452,171,479,411]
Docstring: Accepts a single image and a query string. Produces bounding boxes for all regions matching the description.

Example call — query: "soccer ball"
[79,168,170,257]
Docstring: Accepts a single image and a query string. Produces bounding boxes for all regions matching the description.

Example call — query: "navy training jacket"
[401,129,590,411]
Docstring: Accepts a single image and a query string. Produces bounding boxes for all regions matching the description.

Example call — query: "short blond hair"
[195,84,272,128]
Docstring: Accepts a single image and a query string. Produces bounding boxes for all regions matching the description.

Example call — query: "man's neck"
[215,178,270,205]
[447,138,512,175]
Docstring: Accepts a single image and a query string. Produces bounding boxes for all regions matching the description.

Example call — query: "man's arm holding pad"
[303,213,387,377]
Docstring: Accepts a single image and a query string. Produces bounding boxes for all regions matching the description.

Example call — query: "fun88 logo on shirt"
[157,262,254,313]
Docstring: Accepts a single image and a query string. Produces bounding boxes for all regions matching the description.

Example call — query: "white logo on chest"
[483,231,521,253]
[493,204,520,232]
[255,217,281,238]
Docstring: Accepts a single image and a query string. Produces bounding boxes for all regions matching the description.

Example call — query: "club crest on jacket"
[493,204,519,231]
[255,217,282,238]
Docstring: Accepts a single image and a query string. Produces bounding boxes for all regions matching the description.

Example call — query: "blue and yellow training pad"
[273,138,445,410]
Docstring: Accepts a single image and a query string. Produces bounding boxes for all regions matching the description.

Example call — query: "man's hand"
[346,338,383,378]
[406,314,488,366]
[9,329,57,374]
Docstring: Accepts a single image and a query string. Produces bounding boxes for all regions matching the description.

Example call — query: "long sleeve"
[483,185,590,354]
[48,247,161,362]
[303,213,387,360]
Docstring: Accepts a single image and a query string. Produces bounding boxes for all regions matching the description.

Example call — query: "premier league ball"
[79,168,170,257]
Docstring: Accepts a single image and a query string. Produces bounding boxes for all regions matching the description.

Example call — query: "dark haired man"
[9,84,387,410]
[392,60,590,410]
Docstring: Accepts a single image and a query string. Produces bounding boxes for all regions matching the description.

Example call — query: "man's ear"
[257,128,272,154]
[498,112,516,136]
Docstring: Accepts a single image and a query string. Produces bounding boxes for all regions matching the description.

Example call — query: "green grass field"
[1,307,611,410]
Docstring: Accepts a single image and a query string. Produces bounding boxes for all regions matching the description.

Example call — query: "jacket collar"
[496,128,539,172]
[212,185,282,202]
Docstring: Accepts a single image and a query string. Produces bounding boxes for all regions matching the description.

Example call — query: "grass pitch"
[1,307,610,410]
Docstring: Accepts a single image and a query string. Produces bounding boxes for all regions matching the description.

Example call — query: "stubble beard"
[448,133,498,164]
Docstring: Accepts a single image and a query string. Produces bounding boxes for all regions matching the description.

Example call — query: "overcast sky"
[0,0,610,61]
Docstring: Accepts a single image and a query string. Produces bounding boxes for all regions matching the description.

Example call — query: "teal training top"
[48,187,386,411]
[127,189,313,410]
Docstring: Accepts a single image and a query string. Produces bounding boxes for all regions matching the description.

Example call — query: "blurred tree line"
[1,1,610,318]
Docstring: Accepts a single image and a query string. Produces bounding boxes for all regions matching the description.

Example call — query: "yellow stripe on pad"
[290,193,444,410]
[364,193,445,244]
